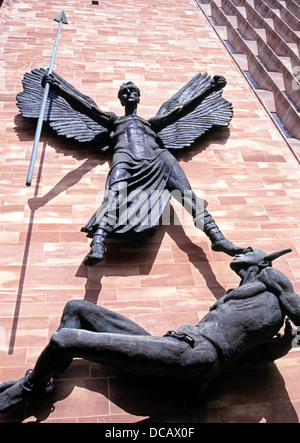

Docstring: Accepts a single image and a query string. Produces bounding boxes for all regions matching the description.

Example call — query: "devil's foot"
[211,238,244,257]
[0,376,27,413]
[0,371,54,413]
[83,243,107,266]
[0,380,16,394]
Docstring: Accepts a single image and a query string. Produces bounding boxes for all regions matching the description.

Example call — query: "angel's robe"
[81,113,178,241]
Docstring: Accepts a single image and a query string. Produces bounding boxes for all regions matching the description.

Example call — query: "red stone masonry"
[197,0,300,157]
[0,0,300,423]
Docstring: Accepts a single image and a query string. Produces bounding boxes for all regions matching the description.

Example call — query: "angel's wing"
[155,72,233,150]
[16,68,110,150]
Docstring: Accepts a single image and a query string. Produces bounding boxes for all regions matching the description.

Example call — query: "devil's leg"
[0,301,150,413]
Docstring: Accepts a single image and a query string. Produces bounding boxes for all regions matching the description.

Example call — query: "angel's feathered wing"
[155,72,233,150]
[16,67,110,150]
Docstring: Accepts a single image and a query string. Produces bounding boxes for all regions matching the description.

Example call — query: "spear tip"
[54,10,68,25]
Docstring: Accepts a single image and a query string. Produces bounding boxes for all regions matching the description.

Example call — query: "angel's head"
[118,82,140,107]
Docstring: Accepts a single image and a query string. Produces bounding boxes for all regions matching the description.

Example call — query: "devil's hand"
[281,318,294,343]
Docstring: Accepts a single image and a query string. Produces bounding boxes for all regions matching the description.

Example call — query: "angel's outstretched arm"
[151,75,226,131]
[42,73,114,129]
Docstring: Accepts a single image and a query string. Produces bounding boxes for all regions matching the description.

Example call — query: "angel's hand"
[211,75,227,91]
[42,73,61,90]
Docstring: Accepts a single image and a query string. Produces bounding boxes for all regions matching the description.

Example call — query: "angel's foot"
[0,370,54,413]
[211,237,244,257]
[83,243,107,266]
[200,210,243,257]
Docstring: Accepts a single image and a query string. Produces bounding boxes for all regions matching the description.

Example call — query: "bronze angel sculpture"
[17,69,242,265]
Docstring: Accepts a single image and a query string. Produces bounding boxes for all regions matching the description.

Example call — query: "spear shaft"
[26,11,68,186]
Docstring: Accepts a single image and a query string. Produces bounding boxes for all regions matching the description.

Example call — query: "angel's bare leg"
[166,158,243,256]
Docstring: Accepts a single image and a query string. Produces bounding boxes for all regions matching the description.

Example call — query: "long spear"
[26,10,68,186]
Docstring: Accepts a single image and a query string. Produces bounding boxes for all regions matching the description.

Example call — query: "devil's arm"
[209,280,267,310]
[210,267,300,318]
[258,318,294,361]
[260,268,300,326]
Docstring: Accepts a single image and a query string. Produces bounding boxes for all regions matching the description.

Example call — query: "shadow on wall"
[74,215,226,304]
